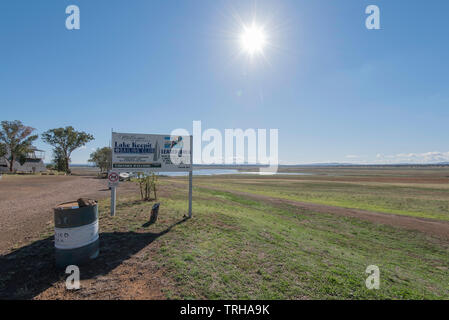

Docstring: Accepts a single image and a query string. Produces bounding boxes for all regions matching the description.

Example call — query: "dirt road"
[0,175,138,252]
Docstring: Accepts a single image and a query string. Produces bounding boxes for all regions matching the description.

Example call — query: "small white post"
[188,135,193,218]
[111,186,116,216]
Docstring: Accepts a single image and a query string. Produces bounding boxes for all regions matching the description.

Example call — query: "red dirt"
[34,241,168,300]
[0,175,138,253]
[0,175,178,300]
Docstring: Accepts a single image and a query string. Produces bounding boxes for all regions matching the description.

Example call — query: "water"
[157,169,312,177]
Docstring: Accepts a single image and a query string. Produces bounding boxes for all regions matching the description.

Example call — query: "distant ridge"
[195,163,449,167]
[65,162,449,168]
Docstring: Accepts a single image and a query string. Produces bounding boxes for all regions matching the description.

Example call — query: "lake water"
[158,169,312,177]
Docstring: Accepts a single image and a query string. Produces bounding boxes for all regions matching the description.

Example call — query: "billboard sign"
[111,132,192,172]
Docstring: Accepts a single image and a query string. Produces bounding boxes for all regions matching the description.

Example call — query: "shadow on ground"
[0,218,188,299]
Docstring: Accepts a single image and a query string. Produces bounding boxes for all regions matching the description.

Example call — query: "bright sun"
[240,23,267,56]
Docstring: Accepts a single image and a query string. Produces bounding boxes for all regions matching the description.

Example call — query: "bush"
[137,172,158,201]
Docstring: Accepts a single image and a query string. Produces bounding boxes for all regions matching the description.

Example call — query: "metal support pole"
[188,171,193,218]
[188,135,193,218]
[111,186,116,217]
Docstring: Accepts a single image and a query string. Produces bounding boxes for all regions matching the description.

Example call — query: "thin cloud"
[373,151,449,164]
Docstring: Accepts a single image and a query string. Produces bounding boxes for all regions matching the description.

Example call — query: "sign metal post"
[188,135,193,218]
[111,186,116,217]
[108,171,120,216]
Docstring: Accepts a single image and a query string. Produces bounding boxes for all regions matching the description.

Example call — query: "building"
[0,147,46,173]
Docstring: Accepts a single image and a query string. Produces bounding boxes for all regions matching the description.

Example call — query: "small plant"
[137,172,158,201]
[152,173,158,200]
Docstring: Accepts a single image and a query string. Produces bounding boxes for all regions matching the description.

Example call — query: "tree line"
[0,120,111,174]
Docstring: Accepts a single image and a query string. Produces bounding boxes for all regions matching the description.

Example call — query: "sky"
[1,0,448,164]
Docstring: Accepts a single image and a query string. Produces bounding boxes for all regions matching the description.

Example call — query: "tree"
[52,147,69,172]
[88,147,112,173]
[42,126,94,174]
[0,120,38,172]
[0,143,6,159]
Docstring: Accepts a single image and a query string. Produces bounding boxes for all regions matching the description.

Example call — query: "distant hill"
[63,162,449,169]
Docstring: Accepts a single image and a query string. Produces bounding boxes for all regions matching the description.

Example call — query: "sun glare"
[240,23,267,56]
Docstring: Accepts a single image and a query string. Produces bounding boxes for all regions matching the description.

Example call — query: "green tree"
[42,126,94,174]
[52,147,69,172]
[0,120,38,172]
[88,147,112,173]
[0,143,6,159]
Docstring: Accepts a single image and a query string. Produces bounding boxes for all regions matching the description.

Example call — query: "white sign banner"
[112,132,192,172]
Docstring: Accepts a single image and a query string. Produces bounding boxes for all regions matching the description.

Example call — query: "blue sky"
[1,0,448,164]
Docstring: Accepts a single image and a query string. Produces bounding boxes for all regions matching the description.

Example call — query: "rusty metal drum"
[54,200,99,268]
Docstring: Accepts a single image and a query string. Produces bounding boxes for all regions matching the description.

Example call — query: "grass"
[94,179,449,299]
[189,176,449,221]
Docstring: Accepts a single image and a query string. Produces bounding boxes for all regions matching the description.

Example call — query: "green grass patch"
[192,178,449,221]
[97,182,449,299]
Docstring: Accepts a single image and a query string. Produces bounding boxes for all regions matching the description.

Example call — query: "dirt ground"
[0,218,173,300]
[0,174,180,300]
[0,175,138,253]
